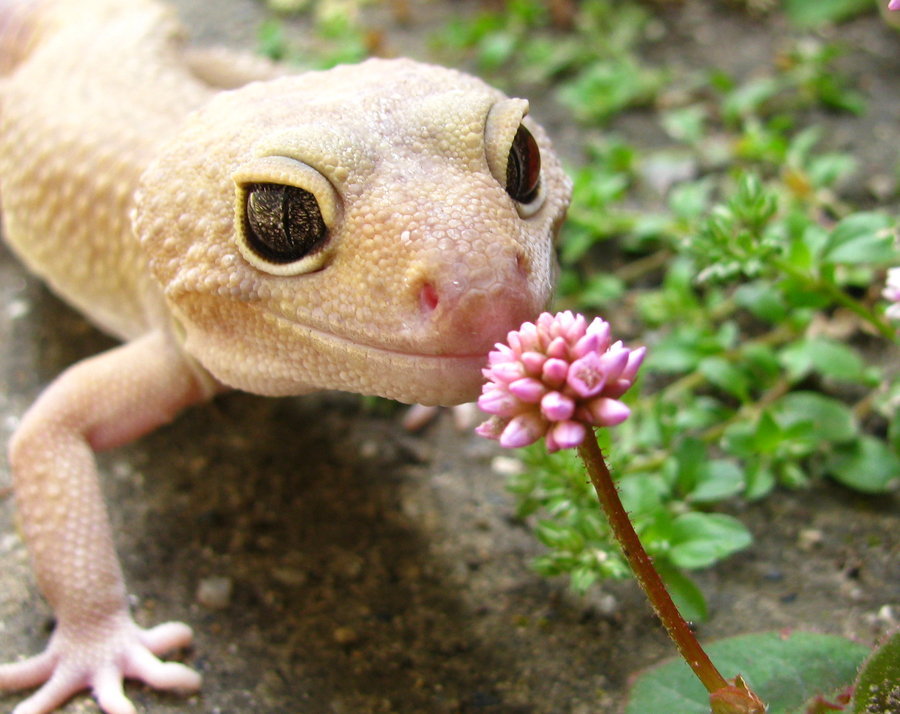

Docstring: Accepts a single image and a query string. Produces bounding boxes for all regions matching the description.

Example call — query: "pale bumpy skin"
[0,0,571,712]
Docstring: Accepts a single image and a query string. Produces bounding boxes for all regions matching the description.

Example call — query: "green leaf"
[779,336,872,384]
[807,153,857,188]
[626,631,871,714]
[669,178,714,220]
[734,281,788,323]
[668,513,753,569]
[850,630,900,713]
[688,459,746,503]
[536,520,584,551]
[673,437,706,496]
[618,474,670,516]
[578,273,626,308]
[774,392,858,445]
[745,463,777,500]
[822,212,895,265]
[661,105,708,144]
[784,0,871,27]
[700,356,752,401]
[656,563,709,623]
[827,436,900,494]
[722,77,780,122]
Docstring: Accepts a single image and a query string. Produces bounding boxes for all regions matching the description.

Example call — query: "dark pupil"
[244,183,327,264]
[505,125,541,204]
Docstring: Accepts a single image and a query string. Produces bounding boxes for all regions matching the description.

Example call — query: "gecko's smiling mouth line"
[269,310,494,365]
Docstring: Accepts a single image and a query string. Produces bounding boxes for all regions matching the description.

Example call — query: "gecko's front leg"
[0,330,212,714]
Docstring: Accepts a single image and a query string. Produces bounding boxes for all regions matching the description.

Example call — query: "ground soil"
[1,1,897,713]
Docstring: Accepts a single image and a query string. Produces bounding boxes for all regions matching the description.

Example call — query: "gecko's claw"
[0,615,200,714]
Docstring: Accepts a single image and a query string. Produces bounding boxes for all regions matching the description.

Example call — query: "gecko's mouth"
[187,307,493,405]
[292,320,493,405]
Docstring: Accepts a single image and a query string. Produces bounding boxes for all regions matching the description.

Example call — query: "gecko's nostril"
[515,250,529,279]
[419,281,440,313]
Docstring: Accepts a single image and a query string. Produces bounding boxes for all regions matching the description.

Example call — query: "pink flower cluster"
[475,311,645,452]
[884,267,900,321]
[890,0,899,10]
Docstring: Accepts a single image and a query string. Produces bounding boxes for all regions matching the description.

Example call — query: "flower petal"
[499,412,546,448]
[517,321,540,352]
[572,332,599,359]
[541,391,575,421]
[541,358,569,388]
[550,420,587,450]
[621,346,647,383]
[584,397,631,427]
[598,347,630,383]
[477,388,520,417]
[488,345,516,365]
[488,360,526,384]
[520,351,547,376]
[475,416,508,440]
[509,378,547,403]
[567,352,608,398]
[562,313,587,343]
[546,336,569,360]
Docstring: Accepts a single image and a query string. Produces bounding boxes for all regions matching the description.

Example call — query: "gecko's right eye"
[243,183,328,265]
[233,156,339,276]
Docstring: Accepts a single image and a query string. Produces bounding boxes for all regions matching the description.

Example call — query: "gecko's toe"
[10,669,85,714]
[92,668,136,714]
[139,621,195,653]
[0,650,56,691]
[124,644,202,691]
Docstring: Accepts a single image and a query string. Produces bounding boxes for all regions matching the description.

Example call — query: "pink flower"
[884,267,900,321]
[475,311,645,452]
[890,0,900,11]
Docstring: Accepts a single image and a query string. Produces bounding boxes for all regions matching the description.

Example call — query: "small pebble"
[333,626,359,645]
[197,576,233,610]
[491,455,524,476]
[797,528,824,550]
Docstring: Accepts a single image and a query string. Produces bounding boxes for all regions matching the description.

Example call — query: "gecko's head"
[136,58,571,405]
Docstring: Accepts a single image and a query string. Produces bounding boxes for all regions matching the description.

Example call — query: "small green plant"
[259,0,375,68]
[439,0,898,612]
[444,1,898,709]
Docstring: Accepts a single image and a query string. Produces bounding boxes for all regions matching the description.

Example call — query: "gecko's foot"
[402,402,480,431]
[0,616,201,714]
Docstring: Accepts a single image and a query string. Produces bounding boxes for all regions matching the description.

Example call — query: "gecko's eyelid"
[243,183,328,265]
[484,98,545,219]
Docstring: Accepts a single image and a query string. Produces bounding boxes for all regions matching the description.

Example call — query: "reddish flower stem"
[578,434,729,694]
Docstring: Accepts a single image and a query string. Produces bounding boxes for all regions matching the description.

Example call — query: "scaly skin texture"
[0,0,572,712]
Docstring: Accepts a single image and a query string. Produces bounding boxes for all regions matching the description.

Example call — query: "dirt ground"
[0,1,897,713]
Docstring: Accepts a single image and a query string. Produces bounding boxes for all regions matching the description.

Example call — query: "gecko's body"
[0,0,571,712]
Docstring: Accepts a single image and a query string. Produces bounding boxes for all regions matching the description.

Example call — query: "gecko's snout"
[414,245,550,356]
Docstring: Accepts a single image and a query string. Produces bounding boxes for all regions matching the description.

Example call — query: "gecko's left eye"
[505,125,541,205]
[484,98,546,218]
[244,183,328,264]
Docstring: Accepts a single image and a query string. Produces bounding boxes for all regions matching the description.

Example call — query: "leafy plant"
[436,0,899,619]
[259,0,375,68]
[626,631,870,714]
